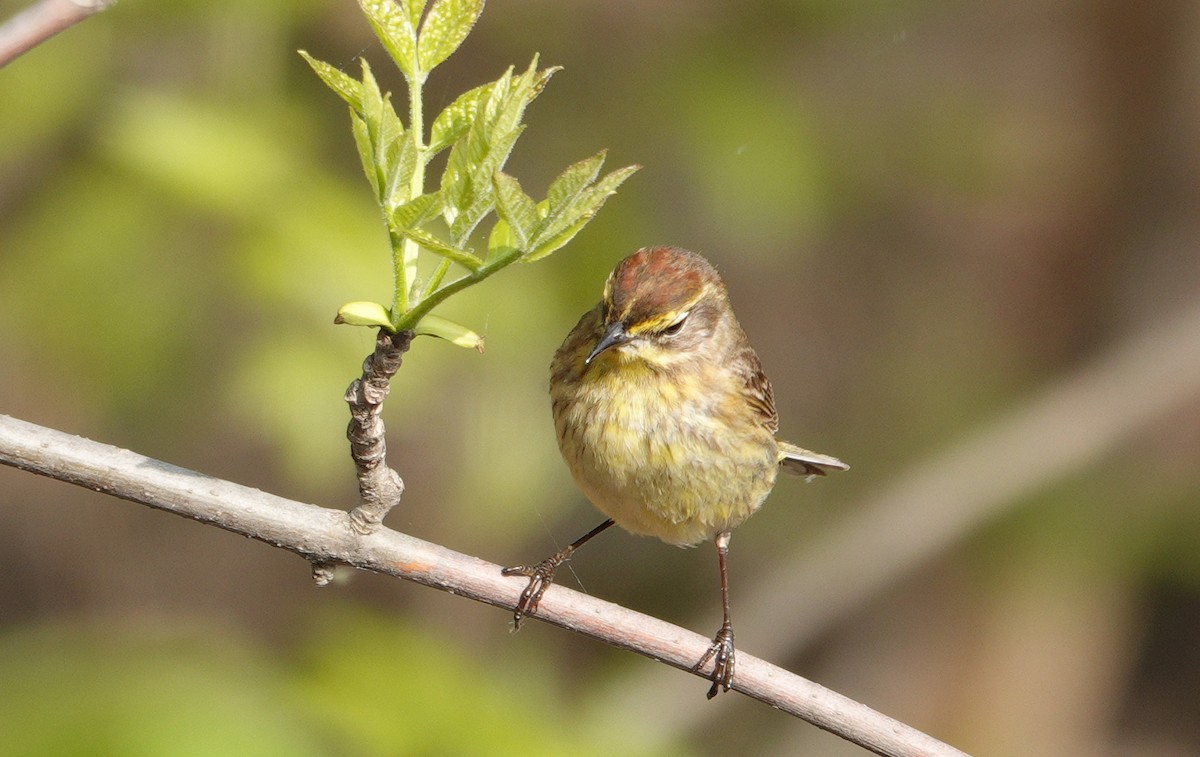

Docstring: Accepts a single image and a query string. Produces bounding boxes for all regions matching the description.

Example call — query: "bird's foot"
[501,553,567,630]
[693,623,736,699]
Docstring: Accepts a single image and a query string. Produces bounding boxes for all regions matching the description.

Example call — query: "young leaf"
[402,0,428,30]
[546,150,606,212]
[525,163,639,261]
[335,301,394,329]
[446,128,523,244]
[443,124,521,245]
[298,52,363,111]
[448,170,508,247]
[402,228,483,270]
[486,59,557,153]
[439,60,543,214]
[429,82,490,155]
[523,215,593,263]
[439,69,511,224]
[309,1,637,332]
[414,313,485,352]
[588,163,641,204]
[440,59,557,245]
[390,192,441,231]
[438,80,494,225]
[486,217,519,263]
[549,163,639,240]
[358,61,391,198]
[350,112,380,197]
[492,172,537,249]
[384,133,419,208]
[357,0,419,80]
[417,0,486,73]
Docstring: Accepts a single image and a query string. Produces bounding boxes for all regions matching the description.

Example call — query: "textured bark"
[344,329,413,534]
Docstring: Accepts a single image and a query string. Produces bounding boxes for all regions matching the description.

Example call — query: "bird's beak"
[586,322,630,365]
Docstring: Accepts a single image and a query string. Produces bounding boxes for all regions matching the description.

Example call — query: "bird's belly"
[553,368,778,546]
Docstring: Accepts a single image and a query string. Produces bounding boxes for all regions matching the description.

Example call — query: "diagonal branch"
[0,0,112,68]
[0,412,967,757]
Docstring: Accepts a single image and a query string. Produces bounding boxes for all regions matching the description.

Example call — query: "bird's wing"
[736,341,780,434]
[732,328,847,478]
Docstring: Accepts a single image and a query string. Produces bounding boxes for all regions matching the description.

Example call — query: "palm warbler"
[504,246,847,697]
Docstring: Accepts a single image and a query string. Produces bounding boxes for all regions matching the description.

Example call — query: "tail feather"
[777,441,849,480]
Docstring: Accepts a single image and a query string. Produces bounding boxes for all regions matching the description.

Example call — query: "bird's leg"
[694,531,736,698]
[502,518,615,629]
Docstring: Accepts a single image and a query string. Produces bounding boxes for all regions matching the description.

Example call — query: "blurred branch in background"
[589,293,1200,741]
[0,412,967,757]
[0,0,110,68]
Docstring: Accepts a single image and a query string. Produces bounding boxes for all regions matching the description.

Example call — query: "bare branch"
[344,328,413,534]
[0,0,112,68]
[0,412,967,757]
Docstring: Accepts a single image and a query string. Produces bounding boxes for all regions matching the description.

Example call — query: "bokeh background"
[2,0,1199,754]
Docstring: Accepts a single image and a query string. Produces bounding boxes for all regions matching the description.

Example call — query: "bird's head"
[587,247,729,366]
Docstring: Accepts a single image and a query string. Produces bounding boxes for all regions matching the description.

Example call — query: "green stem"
[424,257,453,296]
[393,249,523,332]
[408,72,426,198]
[390,229,409,315]
[392,69,428,330]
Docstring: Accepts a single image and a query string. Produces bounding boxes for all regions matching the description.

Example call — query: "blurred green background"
[2,1,1199,755]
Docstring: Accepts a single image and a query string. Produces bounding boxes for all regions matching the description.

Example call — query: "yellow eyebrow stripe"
[622,283,711,335]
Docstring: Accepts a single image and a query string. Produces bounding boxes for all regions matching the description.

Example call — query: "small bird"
[504,246,847,698]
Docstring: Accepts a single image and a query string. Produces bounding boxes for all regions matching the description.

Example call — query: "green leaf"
[589,163,641,202]
[351,58,408,205]
[439,71,508,224]
[485,217,519,263]
[378,93,405,158]
[448,181,502,246]
[384,134,418,208]
[335,301,394,329]
[358,56,381,104]
[524,215,592,262]
[546,150,606,212]
[525,163,639,261]
[414,313,485,351]
[439,58,554,229]
[440,58,557,246]
[357,61,391,197]
[417,0,486,72]
[402,0,428,30]
[492,172,537,249]
[350,112,380,197]
[402,228,482,270]
[429,82,490,155]
[483,59,557,152]
[443,123,523,245]
[298,51,363,111]
[390,192,441,231]
[357,0,419,79]
[445,124,517,244]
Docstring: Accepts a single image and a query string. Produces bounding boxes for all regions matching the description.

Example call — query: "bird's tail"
[777,441,849,480]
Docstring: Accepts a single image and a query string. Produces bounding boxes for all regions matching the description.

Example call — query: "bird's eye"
[662,312,689,336]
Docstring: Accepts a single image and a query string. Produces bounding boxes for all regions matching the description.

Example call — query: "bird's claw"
[693,624,736,699]
[501,558,561,629]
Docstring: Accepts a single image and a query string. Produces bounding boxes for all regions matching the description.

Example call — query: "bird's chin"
[589,342,637,367]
